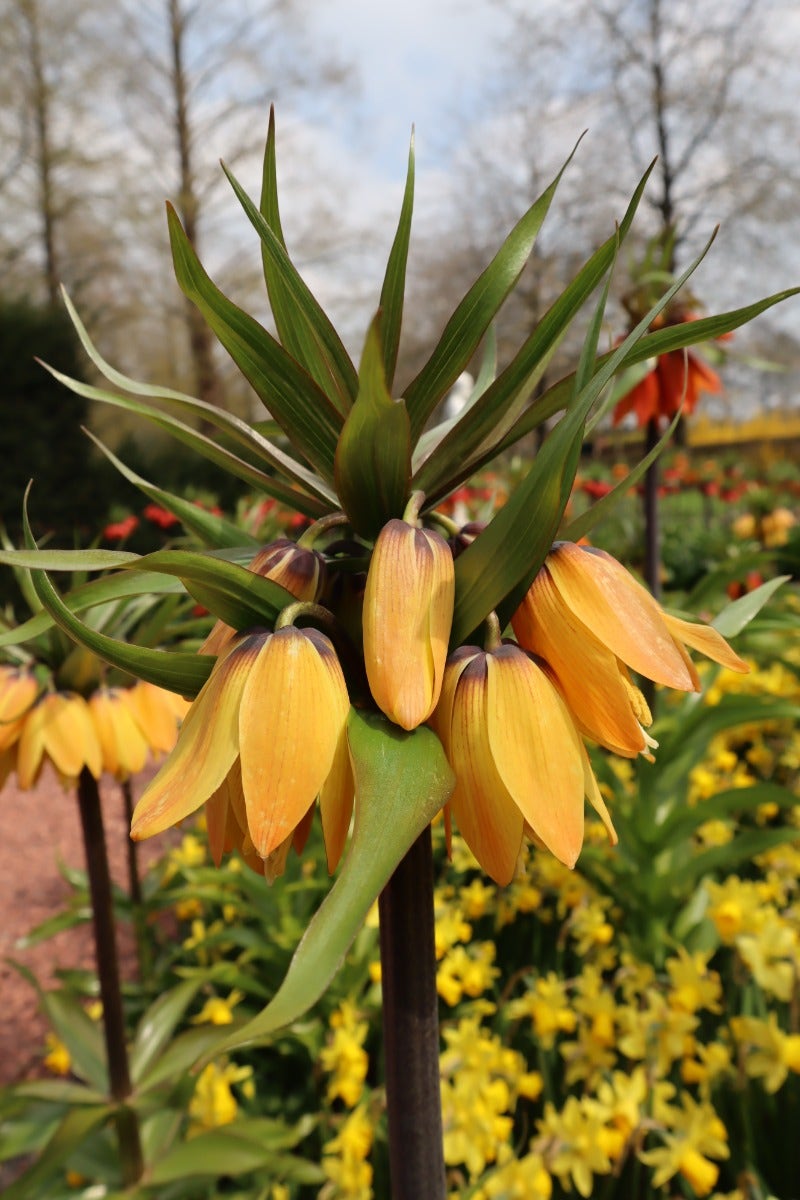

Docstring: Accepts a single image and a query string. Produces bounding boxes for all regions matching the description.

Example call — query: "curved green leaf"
[379,129,415,388]
[1,1104,113,1200]
[127,550,294,630]
[334,314,412,537]
[211,710,454,1056]
[711,575,791,637]
[130,978,204,1086]
[0,548,138,571]
[404,138,583,441]
[168,205,342,481]
[414,161,655,498]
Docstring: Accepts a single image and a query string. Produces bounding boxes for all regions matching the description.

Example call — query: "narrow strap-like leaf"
[403,138,583,442]
[378,129,415,388]
[22,500,212,696]
[42,363,332,518]
[86,431,260,550]
[127,549,295,630]
[414,162,655,499]
[168,205,342,481]
[333,313,411,537]
[59,288,336,510]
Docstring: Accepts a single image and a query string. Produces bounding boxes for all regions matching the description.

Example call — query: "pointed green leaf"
[378,130,415,387]
[334,314,412,537]
[493,286,800,457]
[0,548,138,570]
[86,432,259,550]
[211,710,454,1056]
[0,1104,113,1200]
[451,229,717,641]
[130,978,204,1085]
[0,570,188,650]
[7,963,108,1091]
[259,110,358,413]
[658,782,799,847]
[412,324,497,471]
[126,549,294,630]
[404,139,582,441]
[711,575,790,637]
[562,406,681,542]
[168,205,342,481]
[414,162,655,498]
[42,362,332,518]
[21,517,212,696]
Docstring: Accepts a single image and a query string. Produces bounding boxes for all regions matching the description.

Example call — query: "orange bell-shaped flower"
[363,519,455,730]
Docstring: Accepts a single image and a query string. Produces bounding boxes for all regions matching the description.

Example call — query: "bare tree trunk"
[168,0,221,411]
[22,0,59,304]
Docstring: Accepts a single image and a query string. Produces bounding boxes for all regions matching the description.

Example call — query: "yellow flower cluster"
[188,1058,254,1134]
[320,1001,370,1108]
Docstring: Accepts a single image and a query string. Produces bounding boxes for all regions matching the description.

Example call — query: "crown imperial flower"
[512,542,748,757]
[432,640,615,884]
[363,519,455,731]
[131,624,353,879]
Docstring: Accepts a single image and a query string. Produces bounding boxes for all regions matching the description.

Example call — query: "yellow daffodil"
[16,691,103,788]
[131,625,353,879]
[363,518,454,730]
[432,642,615,885]
[512,542,748,758]
[201,538,326,656]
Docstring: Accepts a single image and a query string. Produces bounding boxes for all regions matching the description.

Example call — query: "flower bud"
[363,519,455,730]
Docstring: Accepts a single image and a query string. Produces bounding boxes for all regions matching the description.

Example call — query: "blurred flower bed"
[1,451,798,1200]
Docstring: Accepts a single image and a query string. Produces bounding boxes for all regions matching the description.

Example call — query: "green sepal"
[404,137,582,442]
[21,506,212,696]
[378,129,415,388]
[167,204,343,481]
[86,431,259,550]
[210,710,454,1056]
[126,549,294,631]
[334,314,412,537]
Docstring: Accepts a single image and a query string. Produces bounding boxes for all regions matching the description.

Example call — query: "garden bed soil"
[0,766,166,1088]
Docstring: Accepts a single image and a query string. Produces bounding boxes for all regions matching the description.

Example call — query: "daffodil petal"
[450,655,524,885]
[486,645,584,868]
[546,544,694,689]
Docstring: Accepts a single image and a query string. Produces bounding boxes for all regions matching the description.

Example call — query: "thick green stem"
[378,825,446,1199]
[76,768,143,1186]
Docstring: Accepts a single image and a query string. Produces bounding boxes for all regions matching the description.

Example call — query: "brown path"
[0,766,165,1087]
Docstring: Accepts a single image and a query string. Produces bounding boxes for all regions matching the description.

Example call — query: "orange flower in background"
[613,316,725,428]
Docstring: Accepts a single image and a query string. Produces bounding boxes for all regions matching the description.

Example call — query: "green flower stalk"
[1,106,797,1195]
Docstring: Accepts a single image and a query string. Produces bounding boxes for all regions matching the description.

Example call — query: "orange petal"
[238,628,347,859]
[124,682,189,755]
[131,637,254,840]
[513,575,648,755]
[89,690,149,779]
[449,655,524,885]
[662,613,749,674]
[546,544,694,689]
[0,669,37,752]
[363,521,454,730]
[320,725,354,874]
[486,646,585,868]
[21,693,103,785]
